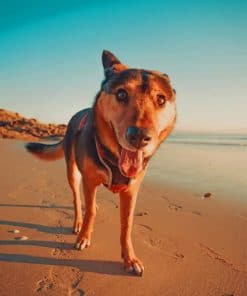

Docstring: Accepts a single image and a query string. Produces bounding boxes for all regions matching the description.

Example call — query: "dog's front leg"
[119,181,144,276]
[75,177,97,250]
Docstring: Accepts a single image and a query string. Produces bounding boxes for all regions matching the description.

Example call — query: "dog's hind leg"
[66,161,83,234]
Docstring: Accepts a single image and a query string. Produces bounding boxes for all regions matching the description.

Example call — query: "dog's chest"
[77,111,131,193]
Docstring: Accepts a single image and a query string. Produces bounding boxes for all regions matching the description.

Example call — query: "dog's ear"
[102,50,121,69]
[102,50,128,78]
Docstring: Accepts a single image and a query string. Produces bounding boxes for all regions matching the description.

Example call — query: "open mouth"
[118,148,144,178]
[109,121,144,178]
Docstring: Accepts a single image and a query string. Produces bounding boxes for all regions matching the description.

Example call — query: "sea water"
[148,132,247,202]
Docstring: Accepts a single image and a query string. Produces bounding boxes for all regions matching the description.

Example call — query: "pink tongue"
[119,149,143,177]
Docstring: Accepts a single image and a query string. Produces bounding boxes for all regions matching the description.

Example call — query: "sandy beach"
[1,0,246,294]
[0,138,246,295]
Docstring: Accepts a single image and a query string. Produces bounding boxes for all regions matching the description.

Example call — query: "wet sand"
[0,139,246,295]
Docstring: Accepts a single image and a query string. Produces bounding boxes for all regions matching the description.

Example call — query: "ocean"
[147,132,247,202]
[168,132,247,147]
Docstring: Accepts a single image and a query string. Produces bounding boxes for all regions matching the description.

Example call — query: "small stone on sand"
[13,229,20,234]
[15,236,28,241]
[203,192,212,198]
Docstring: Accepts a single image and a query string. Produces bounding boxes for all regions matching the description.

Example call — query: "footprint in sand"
[136,224,169,250]
[50,225,72,258]
[168,203,182,211]
[135,211,149,216]
[138,224,153,232]
[56,209,73,220]
[69,268,85,296]
[173,252,185,260]
[71,269,84,288]
[51,232,72,258]
[55,233,64,242]
[36,276,56,293]
[161,196,183,211]
[135,224,164,249]
[51,248,63,256]
[41,199,50,206]
[148,237,164,249]
[138,224,185,261]
[199,243,241,273]
[146,236,185,263]
[192,210,202,216]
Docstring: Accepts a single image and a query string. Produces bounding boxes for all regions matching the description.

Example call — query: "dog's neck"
[92,116,132,192]
[93,100,120,160]
[94,134,119,168]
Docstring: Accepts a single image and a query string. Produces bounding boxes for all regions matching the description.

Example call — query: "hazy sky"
[0,0,246,132]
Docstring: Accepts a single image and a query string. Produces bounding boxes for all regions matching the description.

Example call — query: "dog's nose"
[126,126,152,148]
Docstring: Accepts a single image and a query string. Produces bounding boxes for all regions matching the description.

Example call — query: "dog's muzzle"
[126,126,152,149]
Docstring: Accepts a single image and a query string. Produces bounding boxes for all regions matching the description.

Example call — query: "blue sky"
[0,0,246,132]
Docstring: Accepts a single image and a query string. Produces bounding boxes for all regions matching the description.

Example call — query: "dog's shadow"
[0,203,73,210]
[0,203,129,276]
[0,229,127,276]
[0,252,126,276]
[0,203,74,234]
[0,239,73,249]
[0,219,72,234]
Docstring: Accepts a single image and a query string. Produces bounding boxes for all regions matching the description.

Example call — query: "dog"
[26,50,176,276]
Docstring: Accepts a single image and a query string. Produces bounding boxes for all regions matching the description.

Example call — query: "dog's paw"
[123,257,144,276]
[73,220,83,234]
[74,237,91,251]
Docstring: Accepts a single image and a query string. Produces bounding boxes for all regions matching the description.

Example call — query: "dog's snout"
[126,126,152,148]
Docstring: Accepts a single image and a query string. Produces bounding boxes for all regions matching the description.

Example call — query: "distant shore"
[0,109,66,140]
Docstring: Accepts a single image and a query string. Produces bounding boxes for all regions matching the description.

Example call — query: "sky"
[0,0,246,132]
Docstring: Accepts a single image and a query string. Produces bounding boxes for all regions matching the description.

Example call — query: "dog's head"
[94,50,176,178]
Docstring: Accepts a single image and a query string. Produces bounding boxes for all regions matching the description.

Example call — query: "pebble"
[15,236,29,241]
[203,192,212,198]
[13,229,20,234]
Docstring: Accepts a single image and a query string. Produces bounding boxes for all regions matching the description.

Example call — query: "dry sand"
[0,139,246,296]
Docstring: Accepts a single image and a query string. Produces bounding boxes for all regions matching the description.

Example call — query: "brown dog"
[26,50,176,276]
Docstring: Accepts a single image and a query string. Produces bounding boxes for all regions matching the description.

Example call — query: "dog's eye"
[116,89,128,103]
[157,94,166,107]
[116,89,128,104]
